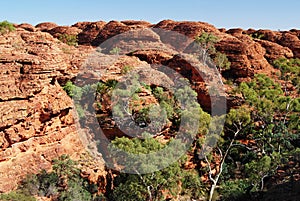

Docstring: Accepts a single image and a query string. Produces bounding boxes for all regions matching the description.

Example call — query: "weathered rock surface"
[35,22,58,32]
[47,26,82,38]
[0,19,299,193]
[76,21,106,45]
[0,28,102,192]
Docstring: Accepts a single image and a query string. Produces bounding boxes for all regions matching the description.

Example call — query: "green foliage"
[213,52,231,71]
[0,20,15,34]
[197,108,211,135]
[200,71,300,201]
[238,73,299,135]
[63,81,83,100]
[121,65,134,74]
[58,180,92,201]
[58,34,78,46]
[110,46,121,55]
[61,62,298,200]
[195,32,219,55]
[225,106,251,128]
[238,74,283,121]
[52,154,80,183]
[109,136,203,200]
[249,32,265,39]
[219,179,251,201]
[160,100,175,119]
[245,154,280,190]
[62,81,86,118]
[0,191,36,201]
[181,170,204,199]
[141,82,152,91]
[195,32,230,71]
[17,155,96,201]
[152,86,165,100]
[95,80,118,96]
[109,134,166,156]
[273,57,300,92]
[20,170,59,197]
[63,79,119,119]
[105,79,118,89]
[152,86,178,120]
[214,73,300,199]
[109,136,181,200]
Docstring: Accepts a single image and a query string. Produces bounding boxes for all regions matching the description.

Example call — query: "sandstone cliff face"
[0,28,101,192]
[0,20,299,193]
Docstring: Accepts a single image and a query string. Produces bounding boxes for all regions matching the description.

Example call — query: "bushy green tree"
[0,20,15,34]
[202,106,251,201]
[195,32,218,54]
[195,32,231,71]
[17,155,96,201]
[245,154,279,191]
[273,57,300,94]
[109,135,204,201]
[181,170,204,199]
[213,52,231,72]
[219,179,250,201]
[210,73,300,200]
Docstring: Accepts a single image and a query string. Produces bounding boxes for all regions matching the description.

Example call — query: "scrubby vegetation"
[0,155,104,201]
[249,32,265,40]
[58,33,78,46]
[108,136,204,201]
[0,20,15,34]
[2,53,299,200]
[195,32,231,72]
[57,55,300,200]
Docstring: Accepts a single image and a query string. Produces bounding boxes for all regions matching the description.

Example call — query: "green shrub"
[273,57,300,91]
[0,20,15,34]
[58,34,78,46]
[108,136,187,201]
[213,52,231,71]
[195,32,218,55]
[109,47,121,55]
[0,191,36,201]
[105,79,118,89]
[181,170,204,199]
[195,32,231,72]
[219,179,251,201]
[17,155,96,201]
[121,65,133,74]
[249,32,265,39]
[63,81,83,100]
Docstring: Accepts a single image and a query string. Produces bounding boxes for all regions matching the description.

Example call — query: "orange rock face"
[0,28,99,192]
[0,19,299,193]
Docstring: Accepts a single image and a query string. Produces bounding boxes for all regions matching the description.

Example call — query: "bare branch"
[204,156,216,184]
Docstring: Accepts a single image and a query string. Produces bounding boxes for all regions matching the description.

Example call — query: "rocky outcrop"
[92,21,132,46]
[246,29,300,58]
[154,20,219,38]
[0,19,299,193]
[16,23,36,32]
[257,39,294,61]
[0,28,102,192]
[35,22,58,32]
[279,32,300,58]
[47,26,82,38]
[216,34,271,78]
[76,21,106,45]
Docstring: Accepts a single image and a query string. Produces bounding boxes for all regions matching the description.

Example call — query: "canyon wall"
[0,20,299,192]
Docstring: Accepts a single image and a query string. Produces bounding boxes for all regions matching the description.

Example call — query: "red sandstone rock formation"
[0,19,299,193]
